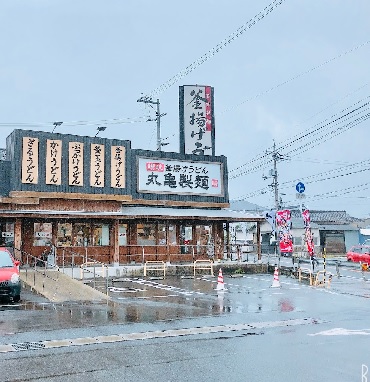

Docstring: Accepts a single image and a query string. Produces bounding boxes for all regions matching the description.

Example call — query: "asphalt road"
[0,263,369,382]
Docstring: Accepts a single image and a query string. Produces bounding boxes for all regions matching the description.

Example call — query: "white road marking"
[0,317,324,353]
[309,328,370,336]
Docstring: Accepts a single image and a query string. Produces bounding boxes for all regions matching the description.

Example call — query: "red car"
[0,248,21,302]
[346,245,370,263]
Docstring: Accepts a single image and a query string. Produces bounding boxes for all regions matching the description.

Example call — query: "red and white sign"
[137,157,223,196]
[302,209,314,256]
[276,209,293,253]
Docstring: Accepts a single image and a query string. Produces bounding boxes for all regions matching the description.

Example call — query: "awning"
[0,206,265,222]
[120,206,265,222]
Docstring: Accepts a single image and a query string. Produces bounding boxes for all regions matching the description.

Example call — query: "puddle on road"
[0,275,304,332]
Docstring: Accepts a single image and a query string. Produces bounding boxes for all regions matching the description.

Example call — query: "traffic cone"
[271,267,281,288]
[216,268,226,291]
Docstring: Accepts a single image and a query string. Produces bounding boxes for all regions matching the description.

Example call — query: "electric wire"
[220,41,370,114]
[143,0,286,98]
[229,97,370,178]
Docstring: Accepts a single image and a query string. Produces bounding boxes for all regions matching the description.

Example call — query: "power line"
[0,116,148,129]
[229,97,370,178]
[143,0,286,98]
[220,41,370,114]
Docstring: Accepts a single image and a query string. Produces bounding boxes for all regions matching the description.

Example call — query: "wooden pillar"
[14,218,22,261]
[257,221,261,261]
[112,220,119,265]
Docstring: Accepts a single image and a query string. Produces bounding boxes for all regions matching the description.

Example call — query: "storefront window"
[168,225,176,245]
[34,222,52,246]
[58,223,110,247]
[92,224,109,246]
[119,224,128,246]
[72,223,91,247]
[180,225,192,253]
[196,225,212,255]
[57,223,72,246]
[294,236,302,245]
[0,222,14,247]
[137,223,156,246]
[158,224,166,245]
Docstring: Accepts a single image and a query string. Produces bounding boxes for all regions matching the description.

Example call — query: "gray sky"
[1,0,369,218]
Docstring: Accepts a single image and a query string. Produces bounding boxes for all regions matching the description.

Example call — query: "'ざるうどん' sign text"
[137,157,223,196]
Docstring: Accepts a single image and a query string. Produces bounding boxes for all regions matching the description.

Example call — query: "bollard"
[323,248,326,287]
[336,261,340,278]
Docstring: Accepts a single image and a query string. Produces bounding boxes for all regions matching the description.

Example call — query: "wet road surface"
[0,266,369,381]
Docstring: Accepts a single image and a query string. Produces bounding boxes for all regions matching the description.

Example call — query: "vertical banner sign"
[111,146,126,188]
[276,209,293,253]
[69,142,84,186]
[302,209,314,256]
[22,137,39,184]
[46,139,62,185]
[90,144,105,187]
[179,85,215,156]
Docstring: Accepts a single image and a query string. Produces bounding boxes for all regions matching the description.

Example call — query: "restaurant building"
[0,86,265,265]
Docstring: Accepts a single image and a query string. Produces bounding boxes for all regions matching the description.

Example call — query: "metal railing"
[117,243,258,264]
[13,247,61,297]
[58,248,110,294]
[13,246,110,296]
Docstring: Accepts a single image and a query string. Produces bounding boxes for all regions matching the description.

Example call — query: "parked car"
[0,248,21,302]
[346,245,370,263]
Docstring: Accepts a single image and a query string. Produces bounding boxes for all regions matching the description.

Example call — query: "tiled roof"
[290,209,356,224]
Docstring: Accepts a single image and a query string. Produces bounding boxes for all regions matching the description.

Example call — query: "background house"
[230,201,360,256]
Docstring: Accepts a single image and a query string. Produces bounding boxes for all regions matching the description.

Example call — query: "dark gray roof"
[290,209,356,224]
[229,200,266,212]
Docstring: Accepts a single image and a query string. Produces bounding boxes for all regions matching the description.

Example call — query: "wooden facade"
[0,129,264,264]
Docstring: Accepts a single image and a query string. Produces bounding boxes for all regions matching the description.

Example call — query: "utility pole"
[262,142,289,263]
[263,141,286,211]
[137,96,167,151]
[272,141,280,211]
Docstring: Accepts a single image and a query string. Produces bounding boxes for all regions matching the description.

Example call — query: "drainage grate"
[11,342,46,351]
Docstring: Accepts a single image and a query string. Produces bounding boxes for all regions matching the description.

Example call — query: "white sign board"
[137,157,223,196]
[182,85,213,155]
[296,193,306,199]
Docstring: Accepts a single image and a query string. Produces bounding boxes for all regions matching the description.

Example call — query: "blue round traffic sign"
[296,182,305,193]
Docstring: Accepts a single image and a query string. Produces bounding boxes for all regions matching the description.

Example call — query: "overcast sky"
[1,0,369,218]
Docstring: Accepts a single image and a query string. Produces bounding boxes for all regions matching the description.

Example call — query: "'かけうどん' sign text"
[137,157,223,196]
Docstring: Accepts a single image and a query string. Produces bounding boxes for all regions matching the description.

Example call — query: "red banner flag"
[276,209,293,253]
[302,209,314,256]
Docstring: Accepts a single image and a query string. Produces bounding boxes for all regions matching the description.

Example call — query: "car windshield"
[351,246,370,254]
[0,250,14,267]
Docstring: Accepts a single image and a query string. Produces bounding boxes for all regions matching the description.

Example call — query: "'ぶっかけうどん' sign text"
[137,157,223,196]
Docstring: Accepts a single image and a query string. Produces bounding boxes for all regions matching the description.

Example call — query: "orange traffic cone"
[271,266,281,288]
[216,268,226,291]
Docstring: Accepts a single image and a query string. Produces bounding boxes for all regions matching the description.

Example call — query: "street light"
[95,126,107,137]
[52,121,63,133]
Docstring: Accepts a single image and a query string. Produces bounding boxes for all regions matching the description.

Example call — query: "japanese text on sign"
[90,144,105,187]
[111,146,126,188]
[182,85,213,155]
[46,139,62,185]
[137,157,223,196]
[22,137,39,184]
[69,142,84,186]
